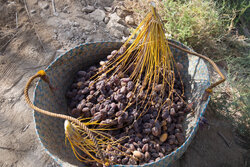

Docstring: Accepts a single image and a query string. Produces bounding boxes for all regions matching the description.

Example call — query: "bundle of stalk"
[92,4,184,120]
[64,119,135,166]
[65,4,188,167]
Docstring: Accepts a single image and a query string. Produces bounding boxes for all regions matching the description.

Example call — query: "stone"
[81,0,87,6]
[107,22,125,34]
[104,7,112,12]
[30,9,36,14]
[123,28,130,36]
[116,8,132,18]
[107,13,125,39]
[96,0,114,7]
[109,28,123,38]
[89,9,106,22]
[73,22,80,27]
[43,4,49,10]
[125,15,135,25]
[108,13,122,24]
[104,17,110,24]
[82,20,95,32]
[55,50,64,57]
[99,22,106,27]
[82,6,95,13]
[118,19,127,26]
[85,36,94,43]
[38,2,49,10]
[65,30,73,40]
[62,6,69,13]
[81,33,87,40]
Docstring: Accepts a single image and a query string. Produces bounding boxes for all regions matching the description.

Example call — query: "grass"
[217,0,250,28]
[211,37,250,139]
[160,0,226,48]
[125,0,250,139]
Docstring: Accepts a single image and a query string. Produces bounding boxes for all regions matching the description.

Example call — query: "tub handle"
[24,70,105,164]
[168,42,226,100]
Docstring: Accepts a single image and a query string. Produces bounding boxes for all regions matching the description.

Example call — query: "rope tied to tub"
[24,70,106,165]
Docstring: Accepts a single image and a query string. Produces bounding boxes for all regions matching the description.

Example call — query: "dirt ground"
[0,0,249,167]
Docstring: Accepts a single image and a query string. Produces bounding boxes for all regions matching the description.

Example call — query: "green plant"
[126,0,232,53]
[216,0,250,36]
[160,0,225,47]
[226,47,250,138]
[209,37,250,139]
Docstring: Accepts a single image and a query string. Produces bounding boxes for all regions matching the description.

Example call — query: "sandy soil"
[0,0,249,167]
